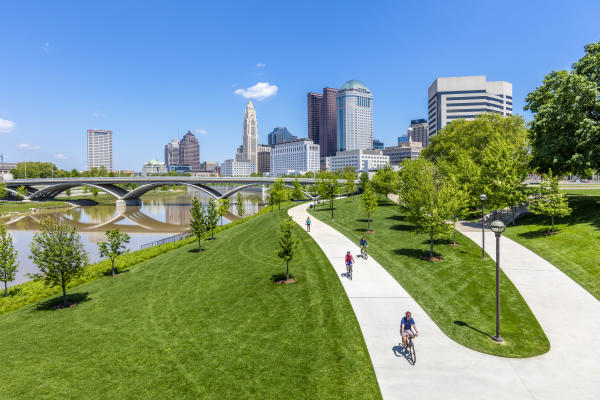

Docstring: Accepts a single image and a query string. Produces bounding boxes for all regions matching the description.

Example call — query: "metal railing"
[141,231,192,249]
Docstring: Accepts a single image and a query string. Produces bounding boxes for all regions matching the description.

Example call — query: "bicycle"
[405,334,416,365]
[361,246,368,260]
[345,262,353,280]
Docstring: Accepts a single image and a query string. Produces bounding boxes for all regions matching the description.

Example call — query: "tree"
[217,199,230,226]
[205,198,220,239]
[359,172,370,193]
[235,192,245,218]
[398,158,457,260]
[0,226,19,297]
[271,178,289,210]
[83,186,89,196]
[65,189,71,198]
[344,172,357,199]
[321,178,341,208]
[371,165,398,202]
[29,219,88,305]
[190,197,208,251]
[276,217,300,281]
[528,170,572,233]
[0,182,7,199]
[16,186,27,198]
[361,187,378,231]
[91,187,99,197]
[525,41,600,176]
[290,178,304,201]
[97,229,131,276]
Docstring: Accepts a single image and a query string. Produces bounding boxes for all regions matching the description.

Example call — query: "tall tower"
[243,101,258,164]
[180,130,201,171]
[87,129,113,171]
[319,87,338,157]
[336,80,373,151]
[307,92,322,144]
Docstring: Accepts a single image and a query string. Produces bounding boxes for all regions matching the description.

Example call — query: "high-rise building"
[270,139,320,176]
[243,101,258,164]
[164,139,180,167]
[337,80,373,152]
[180,130,201,171]
[267,127,297,146]
[428,75,513,136]
[307,92,322,144]
[257,145,271,175]
[407,119,429,147]
[87,129,113,171]
[383,141,422,164]
[373,139,384,150]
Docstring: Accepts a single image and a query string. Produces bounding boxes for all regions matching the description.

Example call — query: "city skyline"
[1,1,599,170]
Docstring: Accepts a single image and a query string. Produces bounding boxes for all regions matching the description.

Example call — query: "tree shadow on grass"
[516,228,550,239]
[102,269,130,277]
[393,248,443,260]
[32,292,90,312]
[188,248,205,253]
[270,272,296,282]
[386,214,406,221]
[454,320,493,339]
[390,224,413,232]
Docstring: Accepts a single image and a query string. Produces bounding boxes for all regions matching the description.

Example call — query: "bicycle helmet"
[405,311,412,317]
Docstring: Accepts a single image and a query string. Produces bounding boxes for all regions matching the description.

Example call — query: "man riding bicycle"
[359,237,368,257]
[345,251,354,274]
[401,311,418,348]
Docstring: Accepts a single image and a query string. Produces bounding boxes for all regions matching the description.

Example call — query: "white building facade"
[336,80,373,152]
[141,158,168,175]
[270,139,320,176]
[383,141,422,165]
[87,129,113,171]
[428,75,513,136]
[242,101,258,164]
[328,149,389,172]
[221,159,256,177]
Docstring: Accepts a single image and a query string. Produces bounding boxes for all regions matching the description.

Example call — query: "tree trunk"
[278,201,281,211]
[286,260,289,281]
[512,206,516,226]
[62,284,67,305]
[111,258,116,276]
[453,229,456,245]
[212,229,214,240]
[551,215,555,232]
[4,281,7,297]
[430,230,434,259]
[198,239,202,251]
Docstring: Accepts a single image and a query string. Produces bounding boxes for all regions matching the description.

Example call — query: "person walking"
[306,216,311,232]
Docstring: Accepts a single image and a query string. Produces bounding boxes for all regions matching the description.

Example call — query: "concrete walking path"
[290,203,600,399]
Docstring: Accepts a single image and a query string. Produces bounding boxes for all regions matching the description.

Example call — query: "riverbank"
[0,200,74,217]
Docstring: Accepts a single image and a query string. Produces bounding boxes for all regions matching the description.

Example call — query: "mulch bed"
[365,230,374,234]
[545,231,560,236]
[52,302,79,310]
[420,256,444,262]
[275,279,297,285]
[448,243,461,247]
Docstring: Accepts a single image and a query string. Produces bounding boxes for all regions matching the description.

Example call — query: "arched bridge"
[3,177,332,206]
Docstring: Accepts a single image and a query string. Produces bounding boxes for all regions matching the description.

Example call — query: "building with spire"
[180,130,201,171]
[243,101,258,164]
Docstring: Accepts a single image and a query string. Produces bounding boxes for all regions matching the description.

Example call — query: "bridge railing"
[140,231,192,250]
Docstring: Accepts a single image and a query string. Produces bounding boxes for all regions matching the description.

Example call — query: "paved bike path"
[291,203,600,399]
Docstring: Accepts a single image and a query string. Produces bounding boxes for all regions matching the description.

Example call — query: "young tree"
[359,171,370,193]
[235,192,246,218]
[0,182,7,199]
[97,229,131,276]
[83,186,89,196]
[29,219,88,305]
[0,226,19,297]
[398,158,457,260]
[217,198,230,226]
[528,170,572,233]
[276,217,300,281]
[271,178,289,210]
[361,187,378,231]
[91,187,99,197]
[16,186,27,198]
[205,198,220,239]
[190,197,208,251]
[290,178,304,201]
[344,172,357,199]
[65,188,71,198]
[371,165,398,202]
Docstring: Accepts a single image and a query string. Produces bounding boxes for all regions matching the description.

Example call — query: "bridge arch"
[27,183,129,201]
[121,182,223,200]
[220,182,316,200]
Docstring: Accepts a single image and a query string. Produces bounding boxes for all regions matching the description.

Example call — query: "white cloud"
[54,153,67,159]
[92,111,107,118]
[42,42,50,53]
[256,63,266,68]
[234,82,278,100]
[17,143,40,150]
[195,129,207,135]
[0,118,15,133]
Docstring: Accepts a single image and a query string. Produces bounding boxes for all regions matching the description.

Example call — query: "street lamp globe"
[490,220,506,235]
[479,194,488,201]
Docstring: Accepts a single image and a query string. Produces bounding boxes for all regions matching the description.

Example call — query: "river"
[1,187,265,286]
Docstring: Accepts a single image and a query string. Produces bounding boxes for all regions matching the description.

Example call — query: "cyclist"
[306,216,311,232]
[359,237,368,258]
[345,251,354,274]
[401,311,418,348]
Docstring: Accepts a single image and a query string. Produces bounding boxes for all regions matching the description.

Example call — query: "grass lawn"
[504,190,600,300]
[0,204,381,399]
[0,200,70,215]
[309,197,549,358]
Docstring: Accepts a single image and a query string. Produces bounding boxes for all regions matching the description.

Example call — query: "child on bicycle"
[345,251,354,273]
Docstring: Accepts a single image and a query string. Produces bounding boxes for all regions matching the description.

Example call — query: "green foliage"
[290,178,304,200]
[91,187,100,197]
[65,188,71,198]
[423,113,530,210]
[276,217,300,281]
[359,171,370,192]
[98,229,131,276]
[344,172,357,198]
[10,161,65,179]
[525,41,600,176]
[16,186,27,197]
[235,192,246,217]
[0,226,19,297]
[398,158,456,259]
[190,197,208,250]
[270,178,289,210]
[371,165,398,200]
[317,177,341,205]
[360,188,378,231]
[217,198,230,225]
[29,219,88,304]
[0,182,7,199]
[527,170,572,232]
[205,198,220,239]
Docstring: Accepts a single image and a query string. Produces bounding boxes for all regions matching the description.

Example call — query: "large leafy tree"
[29,219,88,305]
[359,171,370,193]
[525,41,600,176]
[190,197,208,251]
[361,187,378,231]
[290,178,304,201]
[276,217,300,282]
[98,229,131,276]
[344,171,357,199]
[0,226,19,297]
[528,170,572,233]
[371,165,398,201]
[271,178,289,210]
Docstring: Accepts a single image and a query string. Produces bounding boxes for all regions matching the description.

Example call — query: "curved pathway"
[290,203,600,399]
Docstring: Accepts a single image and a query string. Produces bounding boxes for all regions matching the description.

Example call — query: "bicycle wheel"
[349,265,353,280]
[409,339,416,365]
[364,250,368,260]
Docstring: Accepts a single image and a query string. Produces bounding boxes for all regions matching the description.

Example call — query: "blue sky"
[1,0,599,171]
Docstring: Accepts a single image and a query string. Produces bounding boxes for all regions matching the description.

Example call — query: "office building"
[0,162,17,181]
[164,139,180,167]
[87,129,113,171]
[428,75,513,136]
[407,119,429,147]
[168,165,192,174]
[179,130,201,171]
[200,161,219,172]
[383,141,423,165]
[307,92,322,144]
[242,101,258,164]
[328,149,389,172]
[337,80,373,152]
[373,139,384,150]
[257,145,271,175]
[142,158,168,175]
[221,159,256,177]
[398,136,408,144]
[270,139,320,176]
[307,87,339,157]
[267,127,297,146]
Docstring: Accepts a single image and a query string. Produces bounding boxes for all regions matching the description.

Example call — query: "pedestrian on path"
[306,216,311,232]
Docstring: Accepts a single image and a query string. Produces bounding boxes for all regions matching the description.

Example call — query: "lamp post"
[479,194,487,259]
[489,219,506,343]
[330,182,334,221]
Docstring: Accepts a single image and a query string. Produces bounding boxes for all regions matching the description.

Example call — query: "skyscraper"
[180,130,201,171]
[319,87,339,157]
[87,129,113,171]
[243,101,258,164]
[407,119,429,147]
[428,75,513,136]
[337,80,373,152]
[164,139,180,167]
[267,127,297,146]
[307,92,322,144]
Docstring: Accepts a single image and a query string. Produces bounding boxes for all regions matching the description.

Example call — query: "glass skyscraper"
[336,80,373,152]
